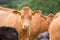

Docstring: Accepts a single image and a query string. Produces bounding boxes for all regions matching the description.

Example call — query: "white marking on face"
[22,19,30,29]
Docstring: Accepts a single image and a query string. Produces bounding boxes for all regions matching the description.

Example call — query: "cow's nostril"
[24,25,29,28]
[23,25,29,30]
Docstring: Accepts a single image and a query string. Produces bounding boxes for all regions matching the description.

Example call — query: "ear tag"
[17,13,19,15]
[35,13,38,15]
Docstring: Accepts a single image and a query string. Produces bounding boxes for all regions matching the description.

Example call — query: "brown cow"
[29,12,54,40]
[0,7,22,40]
[1,11,22,40]
[49,12,60,40]
[18,7,42,40]
[29,10,46,40]
[0,7,15,26]
[19,6,33,40]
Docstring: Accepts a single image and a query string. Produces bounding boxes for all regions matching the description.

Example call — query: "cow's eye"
[29,16,32,20]
[21,16,24,19]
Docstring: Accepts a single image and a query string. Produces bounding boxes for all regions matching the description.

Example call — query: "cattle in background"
[53,12,60,19]
[42,13,54,31]
[29,11,54,40]
[0,26,18,40]
[0,7,21,40]
[29,10,46,40]
[1,10,22,40]
[0,7,15,26]
[49,12,60,40]
[36,31,49,40]
[0,7,22,40]
[0,6,15,11]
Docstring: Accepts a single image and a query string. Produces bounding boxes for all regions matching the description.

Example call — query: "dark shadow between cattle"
[0,26,18,40]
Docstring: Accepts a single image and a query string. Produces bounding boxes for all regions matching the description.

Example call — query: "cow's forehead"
[22,6,30,10]
[20,10,32,15]
[20,7,32,16]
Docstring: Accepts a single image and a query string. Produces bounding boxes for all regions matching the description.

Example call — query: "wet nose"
[24,25,29,29]
[22,25,29,30]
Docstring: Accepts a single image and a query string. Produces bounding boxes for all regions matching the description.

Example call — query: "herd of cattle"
[0,6,60,40]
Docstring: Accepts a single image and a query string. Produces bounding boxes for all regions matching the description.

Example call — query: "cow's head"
[13,7,41,30]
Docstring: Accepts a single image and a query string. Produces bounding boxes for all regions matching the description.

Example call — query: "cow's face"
[21,15,32,30]
[13,9,41,30]
[20,7,32,30]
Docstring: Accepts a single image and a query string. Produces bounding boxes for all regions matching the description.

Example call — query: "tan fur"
[54,12,60,19]
[0,7,15,26]
[0,6,15,11]
[19,7,33,40]
[30,13,54,40]
[49,12,60,40]
[1,12,22,40]
[0,7,21,40]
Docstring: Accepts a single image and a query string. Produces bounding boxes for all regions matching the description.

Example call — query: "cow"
[36,31,49,40]
[0,26,18,40]
[0,6,15,26]
[0,7,21,40]
[1,10,22,40]
[49,12,60,40]
[29,12,54,40]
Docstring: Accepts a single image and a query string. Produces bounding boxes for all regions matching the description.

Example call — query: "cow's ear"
[32,10,42,15]
[48,13,54,17]
[13,10,21,15]
[40,15,47,20]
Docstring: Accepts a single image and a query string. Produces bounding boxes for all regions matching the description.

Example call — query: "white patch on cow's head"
[22,19,30,30]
